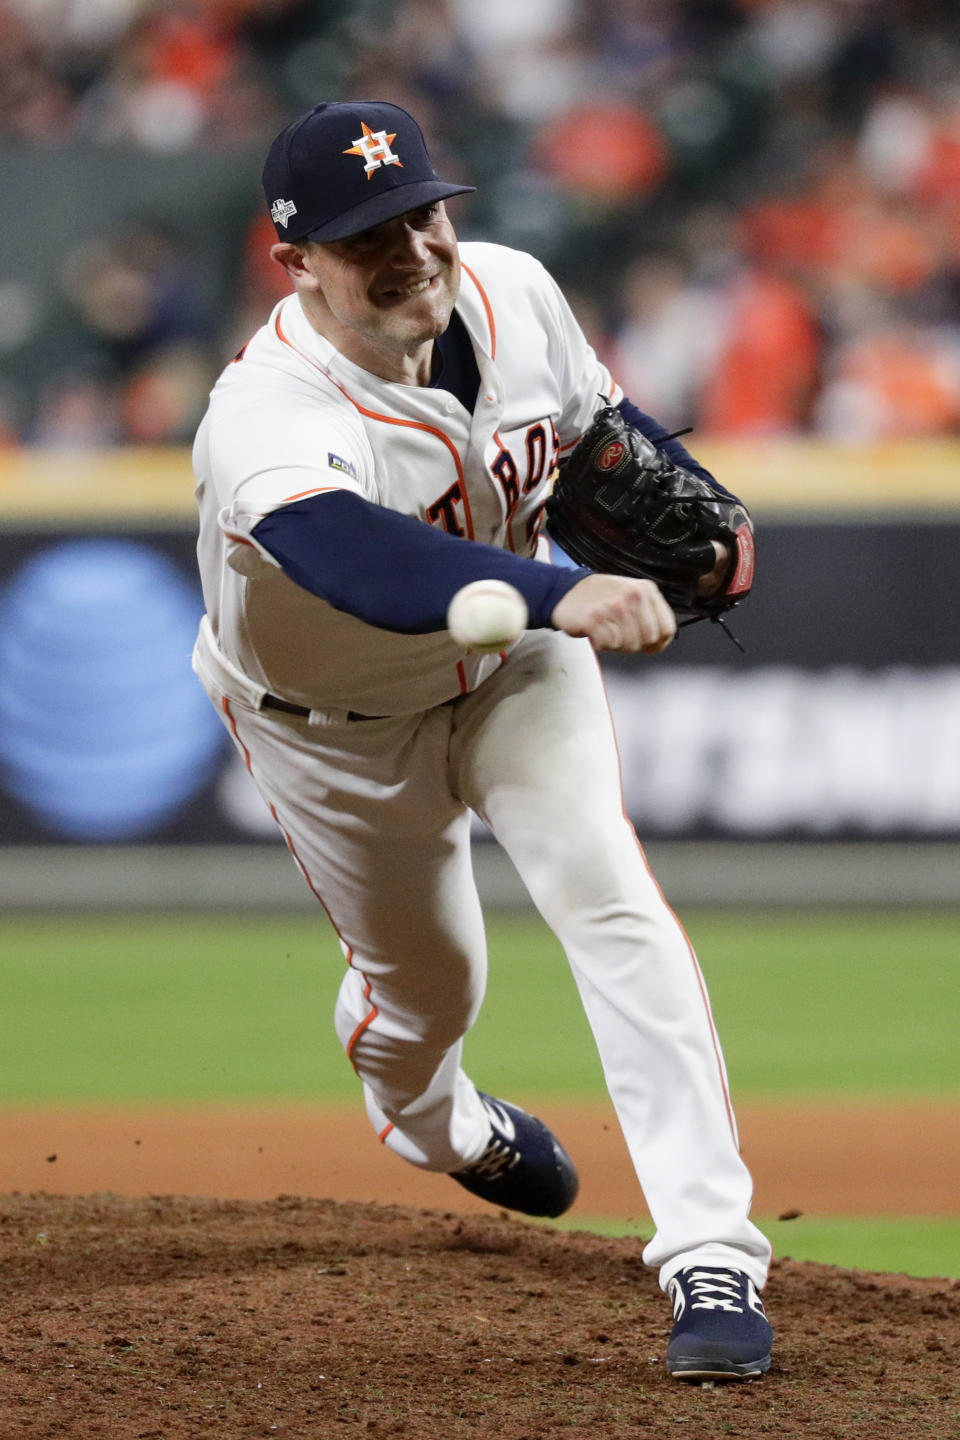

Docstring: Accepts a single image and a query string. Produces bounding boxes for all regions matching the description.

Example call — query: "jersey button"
[443,398,457,414]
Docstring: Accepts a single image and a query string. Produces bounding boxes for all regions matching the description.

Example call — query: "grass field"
[2,908,958,1276]
[554,1215,960,1281]
[2,909,958,1103]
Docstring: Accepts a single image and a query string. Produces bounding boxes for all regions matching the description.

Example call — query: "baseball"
[446,579,529,653]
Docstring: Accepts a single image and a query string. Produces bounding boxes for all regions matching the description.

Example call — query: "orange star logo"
[343,123,403,179]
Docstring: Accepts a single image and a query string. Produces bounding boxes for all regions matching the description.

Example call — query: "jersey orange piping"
[220,697,355,955]
[345,967,381,1071]
[280,484,340,504]
[221,697,384,1079]
[274,309,471,510]
[460,262,496,358]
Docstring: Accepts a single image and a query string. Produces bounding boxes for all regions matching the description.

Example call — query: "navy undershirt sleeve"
[617,397,738,501]
[252,490,592,634]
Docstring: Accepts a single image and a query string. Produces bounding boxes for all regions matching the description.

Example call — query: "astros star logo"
[344,122,403,178]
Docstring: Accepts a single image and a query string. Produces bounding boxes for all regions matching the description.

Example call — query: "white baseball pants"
[198,625,771,1289]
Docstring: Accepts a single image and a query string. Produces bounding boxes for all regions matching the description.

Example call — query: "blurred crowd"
[1,0,959,446]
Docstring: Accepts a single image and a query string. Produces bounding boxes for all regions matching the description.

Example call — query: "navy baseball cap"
[262,100,476,244]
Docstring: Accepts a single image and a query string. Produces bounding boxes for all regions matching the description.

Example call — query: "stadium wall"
[0,444,958,907]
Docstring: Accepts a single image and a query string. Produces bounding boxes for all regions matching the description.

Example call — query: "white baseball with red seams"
[446,579,528,653]
[191,238,772,1295]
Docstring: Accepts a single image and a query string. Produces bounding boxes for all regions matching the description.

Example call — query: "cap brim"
[302,180,476,243]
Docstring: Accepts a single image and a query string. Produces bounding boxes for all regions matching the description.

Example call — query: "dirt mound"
[2,1193,958,1439]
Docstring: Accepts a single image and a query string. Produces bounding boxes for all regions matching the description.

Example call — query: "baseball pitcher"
[192,100,773,1382]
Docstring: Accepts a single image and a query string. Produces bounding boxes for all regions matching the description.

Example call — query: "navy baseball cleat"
[449,1093,579,1218]
[665,1266,773,1381]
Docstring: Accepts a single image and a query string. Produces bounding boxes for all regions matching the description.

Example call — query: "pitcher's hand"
[551,574,677,654]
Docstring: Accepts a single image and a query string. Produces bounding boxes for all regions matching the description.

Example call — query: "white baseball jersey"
[194,241,621,717]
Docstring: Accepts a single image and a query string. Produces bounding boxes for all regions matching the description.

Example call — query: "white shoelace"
[462,1136,521,1180]
[684,1269,746,1313]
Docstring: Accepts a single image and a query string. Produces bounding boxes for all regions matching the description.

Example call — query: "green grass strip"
[551,1214,960,1281]
[1,909,958,1103]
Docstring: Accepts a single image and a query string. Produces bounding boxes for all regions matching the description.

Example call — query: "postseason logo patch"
[328,452,358,481]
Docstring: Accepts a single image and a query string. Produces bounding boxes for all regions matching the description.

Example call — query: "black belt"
[261,692,383,722]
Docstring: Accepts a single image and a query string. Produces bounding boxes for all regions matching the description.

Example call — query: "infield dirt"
[3,1190,959,1440]
[3,1098,959,1215]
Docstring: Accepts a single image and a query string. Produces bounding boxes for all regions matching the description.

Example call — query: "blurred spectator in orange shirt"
[530,100,669,205]
[816,326,960,441]
[698,268,821,436]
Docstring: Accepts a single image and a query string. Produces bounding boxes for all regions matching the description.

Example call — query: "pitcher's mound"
[2,1192,957,1439]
